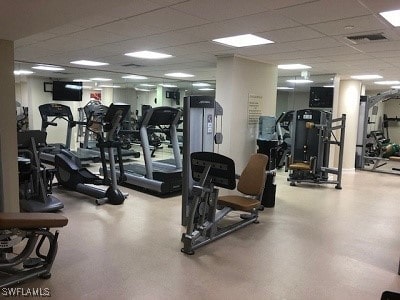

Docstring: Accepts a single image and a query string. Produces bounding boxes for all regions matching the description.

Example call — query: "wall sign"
[248,94,263,125]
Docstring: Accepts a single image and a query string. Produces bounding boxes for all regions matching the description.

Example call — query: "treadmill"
[114,106,182,194]
[38,103,101,164]
[82,102,140,160]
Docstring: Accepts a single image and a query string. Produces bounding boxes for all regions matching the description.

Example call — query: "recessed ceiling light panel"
[14,70,34,75]
[198,88,214,91]
[374,80,400,85]
[286,79,313,83]
[380,9,400,27]
[193,82,210,87]
[140,83,156,87]
[351,74,382,80]
[277,87,294,90]
[165,72,194,78]
[73,79,92,82]
[90,78,112,81]
[122,75,148,80]
[99,85,121,88]
[278,64,311,70]
[213,34,274,47]
[32,65,65,71]
[70,60,109,66]
[125,51,172,59]
[159,84,178,88]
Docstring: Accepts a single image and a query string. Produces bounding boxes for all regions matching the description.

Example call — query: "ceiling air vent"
[346,33,387,44]
[122,63,143,67]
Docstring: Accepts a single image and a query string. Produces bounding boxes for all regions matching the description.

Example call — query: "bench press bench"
[0,212,68,287]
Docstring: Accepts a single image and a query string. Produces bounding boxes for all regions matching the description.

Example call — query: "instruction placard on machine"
[207,114,213,134]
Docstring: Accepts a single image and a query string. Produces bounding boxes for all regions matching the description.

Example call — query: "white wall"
[216,55,278,172]
[0,39,19,212]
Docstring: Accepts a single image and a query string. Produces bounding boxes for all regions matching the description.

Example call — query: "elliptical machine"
[17,130,64,212]
[54,103,129,205]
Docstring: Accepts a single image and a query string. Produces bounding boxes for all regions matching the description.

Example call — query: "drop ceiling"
[4,0,400,90]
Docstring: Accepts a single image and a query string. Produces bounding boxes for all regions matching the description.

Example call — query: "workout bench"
[0,212,68,287]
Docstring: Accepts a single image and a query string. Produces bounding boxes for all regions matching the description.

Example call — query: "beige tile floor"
[16,165,400,300]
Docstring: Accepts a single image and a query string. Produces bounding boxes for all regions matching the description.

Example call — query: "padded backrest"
[237,153,268,196]
[191,152,236,190]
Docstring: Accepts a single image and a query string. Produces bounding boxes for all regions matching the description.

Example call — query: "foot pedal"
[23,257,43,269]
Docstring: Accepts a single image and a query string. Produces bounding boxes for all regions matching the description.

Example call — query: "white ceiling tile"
[14,45,61,62]
[34,36,100,52]
[68,30,129,44]
[309,15,387,36]
[284,37,344,51]
[15,32,57,47]
[214,11,301,34]
[357,0,400,13]
[94,20,164,38]
[172,0,317,22]
[263,26,324,43]
[277,0,371,25]
[127,8,209,31]
[353,41,400,52]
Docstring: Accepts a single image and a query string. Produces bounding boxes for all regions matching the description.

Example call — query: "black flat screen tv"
[52,81,83,101]
[309,87,333,108]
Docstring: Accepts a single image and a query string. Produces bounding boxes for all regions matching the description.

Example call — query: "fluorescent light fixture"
[122,74,148,80]
[90,78,112,81]
[286,79,313,83]
[198,88,215,91]
[32,65,65,71]
[351,74,382,80]
[125,50,172,59]
[70,60,109,66]
[82,85,93,89]
[277,87,294,90]
[14,70,34,75]
[140,83,156,87]
[165,72,194,78]
[99,85,121,88]
[93,88,103,91]
[374,80,400,85]
[278,64,311,70]
[213,34,274,47]
[323,85,334,88]
[73,79,92,82]
[65,84,82,90]
[391,85,400,89]
[192,82,210,87]
[380,9,400,27]
[159,84,177,88]
[135,88,150,92]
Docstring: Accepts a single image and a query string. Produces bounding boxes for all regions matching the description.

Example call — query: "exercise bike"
[55,103,129,205]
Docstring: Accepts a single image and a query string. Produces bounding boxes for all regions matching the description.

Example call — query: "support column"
[216,55,278,171]
[336,79,362,172]
[0,39,19,212]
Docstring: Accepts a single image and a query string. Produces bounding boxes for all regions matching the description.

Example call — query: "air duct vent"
[122,63,144,67]
[346,33,388,44]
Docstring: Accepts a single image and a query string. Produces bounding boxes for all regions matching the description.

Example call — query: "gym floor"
[17,163,400,299]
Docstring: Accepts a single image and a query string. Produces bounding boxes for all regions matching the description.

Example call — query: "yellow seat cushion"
[218,195,260,212]
[289,162,312,171]
[0,213,68,229]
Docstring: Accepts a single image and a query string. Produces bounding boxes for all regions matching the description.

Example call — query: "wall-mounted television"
[166,91,180,100]
[52,81,83,101]
[309,87,333,108]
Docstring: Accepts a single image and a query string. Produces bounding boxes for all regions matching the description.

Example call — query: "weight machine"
[285,109,346,189]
